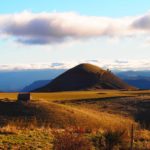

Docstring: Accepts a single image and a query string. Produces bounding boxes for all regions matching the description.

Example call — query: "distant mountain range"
[34,63,136,92]
[116,71,150,78]
[0,69,65,92]
[0,67,150,92]
[124,77,150,90]
[22,80,51,92]
[117,72,150,89]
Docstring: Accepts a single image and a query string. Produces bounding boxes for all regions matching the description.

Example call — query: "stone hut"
[17,93,31,103]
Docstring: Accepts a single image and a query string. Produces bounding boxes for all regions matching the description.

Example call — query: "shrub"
[104,130,125,150]
[91,132,105,150]
[53,129,93,150]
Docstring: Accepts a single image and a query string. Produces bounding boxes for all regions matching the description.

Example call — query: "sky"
[0,0,150,70]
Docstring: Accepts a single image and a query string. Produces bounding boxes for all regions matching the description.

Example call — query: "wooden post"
[130,124,134,150]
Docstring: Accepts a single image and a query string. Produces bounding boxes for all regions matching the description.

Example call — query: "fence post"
[130,124,134,150]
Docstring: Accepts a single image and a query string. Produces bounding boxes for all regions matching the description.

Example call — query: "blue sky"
[0,0,150,70]
[1,0,150,16]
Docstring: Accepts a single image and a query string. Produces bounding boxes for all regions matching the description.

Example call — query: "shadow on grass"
[134,101,150,129]
[0,131,15,135]
[0,100,40,117]
[0,99,51,127]
[54,96,131,104]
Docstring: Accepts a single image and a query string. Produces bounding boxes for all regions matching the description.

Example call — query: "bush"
[53,129,93,150]
[91,132,105,150]
[104,130,125,150]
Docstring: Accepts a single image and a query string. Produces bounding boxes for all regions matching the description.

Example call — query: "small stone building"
[17,93,31,103]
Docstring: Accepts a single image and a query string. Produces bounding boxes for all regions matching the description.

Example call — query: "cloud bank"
[0,60,150,71]
[0,11,150,44]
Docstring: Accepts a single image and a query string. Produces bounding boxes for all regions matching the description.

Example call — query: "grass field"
[1,90,150,101]
[0,90,150,149]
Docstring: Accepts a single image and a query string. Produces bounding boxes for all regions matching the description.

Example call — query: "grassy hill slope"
[0,90,150,149]
[35,63,136,92]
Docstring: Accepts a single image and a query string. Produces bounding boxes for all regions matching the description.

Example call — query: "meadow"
[0,90,150,149]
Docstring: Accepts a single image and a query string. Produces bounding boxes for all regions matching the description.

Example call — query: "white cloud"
[1,11,150,45]
[131,12,150,31]
[0,60,150,71]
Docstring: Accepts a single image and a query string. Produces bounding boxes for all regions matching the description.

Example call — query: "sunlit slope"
[0,99,134,129]
[0,90,150,129]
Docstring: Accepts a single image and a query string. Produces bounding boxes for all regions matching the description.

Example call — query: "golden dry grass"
[0,90,149,101]
[0,125,53,149]
[0,90,149,129]
[0,90,150,149]
[0,90,147,101]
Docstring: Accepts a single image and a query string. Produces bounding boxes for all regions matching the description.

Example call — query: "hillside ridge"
[34,63,136,92]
